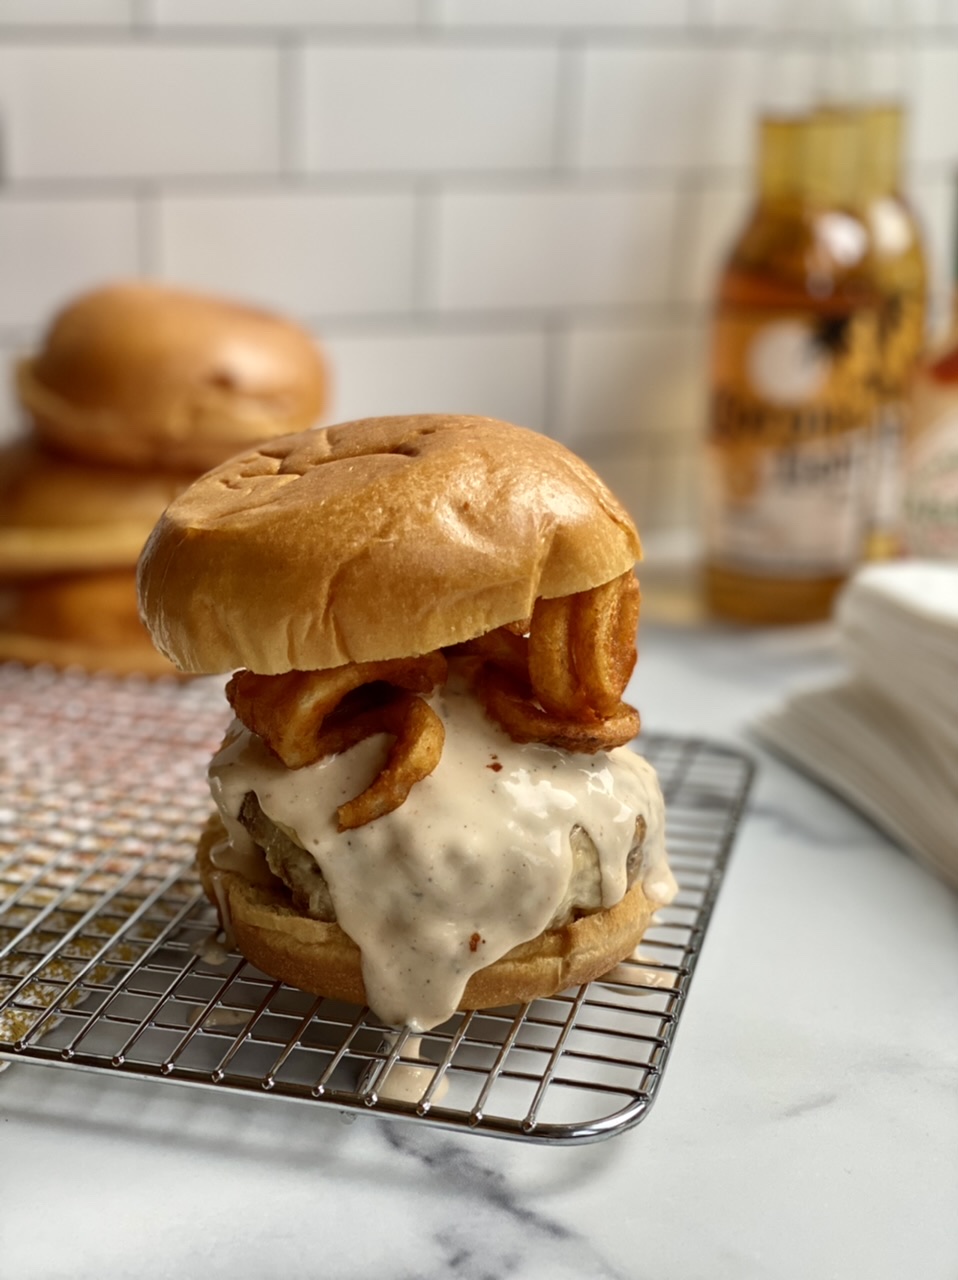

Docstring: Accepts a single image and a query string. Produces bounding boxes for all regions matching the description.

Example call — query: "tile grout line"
[0,24,941,46]
[131,0,155,32]
[135,183,161,277]
[279,35,308,178]
[541,317,567,442]
[0,169,725,197]
[552,32,585,175]
[666,167,712,310]
[412,176,441,316]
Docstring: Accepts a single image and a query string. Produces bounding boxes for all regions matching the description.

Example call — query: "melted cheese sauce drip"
[208,683,673,1032]
[374,1033,450,1107]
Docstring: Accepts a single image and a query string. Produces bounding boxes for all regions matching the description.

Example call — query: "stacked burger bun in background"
[0,282,327,676]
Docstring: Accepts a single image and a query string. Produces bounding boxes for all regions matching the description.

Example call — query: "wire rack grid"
[0,661,754,1145]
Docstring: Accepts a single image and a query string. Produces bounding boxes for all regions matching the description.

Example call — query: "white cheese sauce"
[208,682,674,1032]
[372,1033,450,1107]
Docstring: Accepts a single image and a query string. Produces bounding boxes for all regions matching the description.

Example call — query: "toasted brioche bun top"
[0,440,193,577]
[137,414,641,675]
[16,281,327,470]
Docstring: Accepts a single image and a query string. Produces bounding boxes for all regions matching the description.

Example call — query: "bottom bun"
[0,568,180,677]
[197,814,657,1017]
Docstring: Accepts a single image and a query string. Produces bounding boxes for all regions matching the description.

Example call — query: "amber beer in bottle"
[704,113,879,624]
[859,103,927,559]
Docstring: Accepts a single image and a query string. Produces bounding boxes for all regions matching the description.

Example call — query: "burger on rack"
[136,415,675,1031]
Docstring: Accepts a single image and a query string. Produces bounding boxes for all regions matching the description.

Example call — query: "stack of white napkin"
[755,561,958,891]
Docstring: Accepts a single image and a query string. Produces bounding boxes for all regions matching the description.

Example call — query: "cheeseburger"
[137,415,675,1031]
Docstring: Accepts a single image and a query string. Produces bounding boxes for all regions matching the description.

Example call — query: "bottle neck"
[861,103,903,199]
[757,111,863,210]
[757,117,802,203]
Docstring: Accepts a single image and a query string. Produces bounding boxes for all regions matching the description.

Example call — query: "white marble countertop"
[2,623,956,1280]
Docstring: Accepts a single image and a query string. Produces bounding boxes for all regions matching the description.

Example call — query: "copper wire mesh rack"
[0,661,753,1145]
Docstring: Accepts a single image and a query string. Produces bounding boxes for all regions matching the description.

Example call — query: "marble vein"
[379,1122,631,1280]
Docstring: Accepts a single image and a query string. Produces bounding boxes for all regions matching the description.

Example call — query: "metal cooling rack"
[0,661,754,1145]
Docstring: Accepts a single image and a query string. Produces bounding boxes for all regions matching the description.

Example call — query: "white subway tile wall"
[324,324,548,427]
[913,47,958,166]
[158,191,419,315]
[0,1,134,24]
[435,185,677,311]
[574,47,761,171]
[673,179,752,307]
[152,1,419,24]
[434,1,689,27]
[0,47,284,179]
[0,197,139,327]
[0,2,954,537]
[303,46,560,173]
[555,321,707,450]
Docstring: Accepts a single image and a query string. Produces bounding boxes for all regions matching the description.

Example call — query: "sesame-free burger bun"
[196,814,657,1012]
[17,282,327,471]
[0,440,193,578]
[137,414,642,675]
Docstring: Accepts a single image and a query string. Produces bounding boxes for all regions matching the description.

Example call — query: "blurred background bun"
[0,440,196,676]
[3,280,329,676]
[16,281,328,471]
[0,569,177,677]
[0,439,192,577]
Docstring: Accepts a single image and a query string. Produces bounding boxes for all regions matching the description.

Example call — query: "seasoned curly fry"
[528,594,594,719]
[226,651,447,769]
[225,576,640,799]
[527,572,639,720]
[316,693,445,830]
[453,625,530,681]
[476,664,640,753]
[570,572,639,718]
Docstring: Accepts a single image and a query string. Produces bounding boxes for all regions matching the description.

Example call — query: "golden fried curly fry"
[226,651,447,769]
[528,594,593,719]
[476,664,640,753]
[528,572,639,721]
[315,692,445,830]
[452,625,530,681]
[570,572,639,718]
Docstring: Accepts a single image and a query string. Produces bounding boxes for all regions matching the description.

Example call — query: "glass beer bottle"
[904,183,958,560]
[859,102,928,559]
[704,111,879,624]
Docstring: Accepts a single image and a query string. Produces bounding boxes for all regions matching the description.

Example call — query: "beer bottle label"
[705,306,878,577]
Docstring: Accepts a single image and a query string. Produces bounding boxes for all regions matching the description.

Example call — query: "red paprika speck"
[469,932,482,952]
